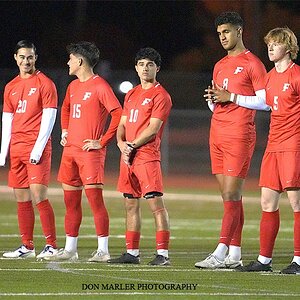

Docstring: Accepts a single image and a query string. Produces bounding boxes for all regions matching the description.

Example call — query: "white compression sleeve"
[231,89,270,111]
[0,112,13,166]
[207,100,216,112]
[30,108,57,163]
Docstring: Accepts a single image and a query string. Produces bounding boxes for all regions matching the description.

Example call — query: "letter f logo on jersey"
[142,98,151,105]
[234,67,243,74]
[83,92,92,101]
[28,88,37,96]
[282,83,290,92]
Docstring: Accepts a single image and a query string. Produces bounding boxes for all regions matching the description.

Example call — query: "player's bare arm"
[130,117,163,148]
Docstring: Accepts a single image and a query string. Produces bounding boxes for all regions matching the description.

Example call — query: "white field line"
[0,291,300,299]
[0,185,260,202]
[0,292,300,297]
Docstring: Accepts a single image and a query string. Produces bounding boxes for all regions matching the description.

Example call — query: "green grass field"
[0,184,300,300]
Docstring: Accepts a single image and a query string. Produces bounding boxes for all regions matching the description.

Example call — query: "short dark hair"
[66,41,100,68]
[215,11,244,28]
[135,47,161,67]
[14,40,37,55]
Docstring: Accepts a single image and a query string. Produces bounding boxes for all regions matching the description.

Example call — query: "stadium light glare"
[119,81,133,93]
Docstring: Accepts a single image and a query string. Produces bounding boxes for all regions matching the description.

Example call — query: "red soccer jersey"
[265,62,300,152]
[61,75,121,149]
[123,83,172,162]
[3,70,58,151]
[212,50,267,137]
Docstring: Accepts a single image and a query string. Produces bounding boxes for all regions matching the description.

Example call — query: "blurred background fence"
[0,68,270,185]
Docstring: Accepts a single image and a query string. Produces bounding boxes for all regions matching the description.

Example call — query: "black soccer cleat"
[280,262,300,274]
[148,254,170,266]
[236,260,272,272]
[107,253,140,264]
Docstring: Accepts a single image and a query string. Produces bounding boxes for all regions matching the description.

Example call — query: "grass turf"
[0,187,299,299]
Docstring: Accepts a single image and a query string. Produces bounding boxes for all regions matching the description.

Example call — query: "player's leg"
[54,151,82,261]
[107,195,141,264]
[85,184,110,262]
[280,152,300,274]
[239,187,279,272]
[28,149,58,260]
[31,183,58,260]
[195,174,244,269]
[108,162,141,264]
[147,193,170,266]
[280,189,300,274]
[3,155,35,259]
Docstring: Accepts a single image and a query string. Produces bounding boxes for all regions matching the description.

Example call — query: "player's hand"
[209,83,231,103]
[118,141,135,165]
[82,139,102,151]
[60,131,68,147]
[29,154,40,165]
[204,85,214,102]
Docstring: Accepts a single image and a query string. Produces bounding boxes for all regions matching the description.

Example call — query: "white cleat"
[195,254,225,269]
[52,248,78,262]
[36,245,58,261]
[224,255,243,269]
[88,250,111,262]
[3,245,36,259]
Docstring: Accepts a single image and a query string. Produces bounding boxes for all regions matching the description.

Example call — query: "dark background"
[0,0,300,109]
[1,1,300,69]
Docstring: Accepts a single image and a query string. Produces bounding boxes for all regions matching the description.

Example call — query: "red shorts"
[8,147,51,188]
[259,151,300,191]
[210,133,255,179]
[117,160,163,198]
[57,146,106,186]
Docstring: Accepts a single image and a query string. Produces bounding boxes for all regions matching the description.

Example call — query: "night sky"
[0,1,203,69]
[0,1,299,72]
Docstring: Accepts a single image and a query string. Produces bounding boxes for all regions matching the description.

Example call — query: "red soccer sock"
[85,188,109,237]
[219,200,241,246]
[259,210,280,258]
[294,211,300,256]
[125,231,140,250]
[64,190,82,237]
[17,201,35,250]
[230,199,244,246]
[36,199,57,248]
[156,230,170,250]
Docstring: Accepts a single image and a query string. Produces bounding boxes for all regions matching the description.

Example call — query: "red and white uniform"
[58,75,121,186]
[260,62,300,190]
[118,83,172,197]
[210,50,267,178]
[3,70,57,153]
[3,71,57,187]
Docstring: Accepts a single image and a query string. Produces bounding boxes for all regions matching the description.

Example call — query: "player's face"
[217,24,241,51]
[14,48,37,76]
[67,53,82,76]
[135,59,160,83]
[267,41,289,63]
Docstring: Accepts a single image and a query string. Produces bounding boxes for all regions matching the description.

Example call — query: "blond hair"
[264,27,299,60]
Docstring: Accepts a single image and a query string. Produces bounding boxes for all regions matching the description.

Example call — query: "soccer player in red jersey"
[195,12,269,269]
[0,40,58,259]
[240,27,300,274]
[54,41,122,262]
[107,48,172,266]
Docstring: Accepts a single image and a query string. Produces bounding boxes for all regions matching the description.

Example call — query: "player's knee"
[144,192,163,199]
